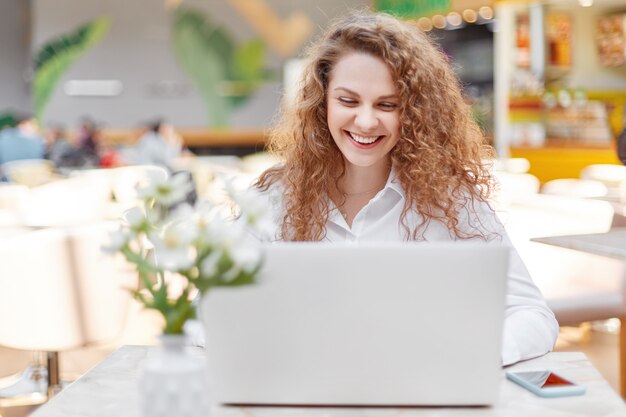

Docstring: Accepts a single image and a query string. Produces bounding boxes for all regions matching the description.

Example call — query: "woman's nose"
[354,107,379,131]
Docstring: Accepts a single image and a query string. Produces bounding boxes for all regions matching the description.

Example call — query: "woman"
[254,11,558,365]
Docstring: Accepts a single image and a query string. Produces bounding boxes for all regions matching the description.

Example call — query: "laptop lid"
[201,242,508,406]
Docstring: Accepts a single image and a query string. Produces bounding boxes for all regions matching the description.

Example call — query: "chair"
[70,165,168,217]
[240,152,282,178]
[109,165,169,208]
[0,159,55,187]
[491,171,540,208]
[541,178,609,199]
[173,156,241,199]
[0,222,137,397]
[492,157,531,174]
[0,184,28,210]
[580,164,626,198]
[14,175,112,227]
[0,184,29,228]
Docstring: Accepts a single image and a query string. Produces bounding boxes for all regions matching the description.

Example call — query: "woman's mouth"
[345,131,384,147]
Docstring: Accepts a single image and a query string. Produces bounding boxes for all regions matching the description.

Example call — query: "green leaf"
[171,7,234,127]
[131,290,150,307]
[33,17,110,120]
[227,39,268,107]
[221,270,256,287]
[0,112,17,130]
[152,280,169,311]
[163,300,195,334]
[207,28,235,74]
[232,39,265,82]
[170,7,274,123]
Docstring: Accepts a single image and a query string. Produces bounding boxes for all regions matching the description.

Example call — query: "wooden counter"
[101,129,268,149]
[510,140,622,183]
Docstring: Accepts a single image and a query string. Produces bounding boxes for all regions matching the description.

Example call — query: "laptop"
[200,242,509,406]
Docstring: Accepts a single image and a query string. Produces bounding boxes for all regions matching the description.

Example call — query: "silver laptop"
[201,242,508,406]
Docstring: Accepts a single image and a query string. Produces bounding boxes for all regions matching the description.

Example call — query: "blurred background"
[2,0,625,163]
[1,0,626,415]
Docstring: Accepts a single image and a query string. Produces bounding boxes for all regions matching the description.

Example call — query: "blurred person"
[132,119,183,171]
[75,117,102,166]
[44,124,76,167]
[253,11,558,366]
[0,113,45,166]
[99,147,124,168]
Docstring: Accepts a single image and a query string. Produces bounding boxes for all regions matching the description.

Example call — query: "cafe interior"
[1,0,626,416]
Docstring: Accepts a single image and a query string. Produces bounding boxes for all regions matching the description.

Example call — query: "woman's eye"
[338,97,357,105]
[379,102,398,110]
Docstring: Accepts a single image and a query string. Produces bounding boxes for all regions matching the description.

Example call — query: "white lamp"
[0,223,137,398]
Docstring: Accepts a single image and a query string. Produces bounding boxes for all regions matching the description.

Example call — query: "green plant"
[104,173,270,334]
[34,17,110,120]
[171,7,270,127]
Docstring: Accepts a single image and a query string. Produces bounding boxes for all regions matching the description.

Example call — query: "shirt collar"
[327,165,405,224]
[385,166,405,199]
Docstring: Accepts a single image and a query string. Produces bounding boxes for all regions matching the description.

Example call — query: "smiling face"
[326,51,401,172]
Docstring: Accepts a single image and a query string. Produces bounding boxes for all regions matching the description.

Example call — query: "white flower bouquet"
[105,171,270,334]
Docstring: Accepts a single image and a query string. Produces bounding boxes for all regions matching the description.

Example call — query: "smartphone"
[506,370,586,397]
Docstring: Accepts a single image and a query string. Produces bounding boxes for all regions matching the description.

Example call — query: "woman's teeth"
[349,132,381,144]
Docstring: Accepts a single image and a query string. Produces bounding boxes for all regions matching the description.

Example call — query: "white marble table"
[531,228,626,261]
[30,346,626,417]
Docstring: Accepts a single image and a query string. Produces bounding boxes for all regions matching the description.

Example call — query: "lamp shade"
[0,222,136,351]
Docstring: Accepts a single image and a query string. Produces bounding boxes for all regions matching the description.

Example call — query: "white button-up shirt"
[254,170,559,366]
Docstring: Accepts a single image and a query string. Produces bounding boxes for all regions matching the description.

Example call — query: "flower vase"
[139,334,211,417]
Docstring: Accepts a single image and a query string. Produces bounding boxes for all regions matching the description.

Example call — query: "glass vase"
[138,334,211,417]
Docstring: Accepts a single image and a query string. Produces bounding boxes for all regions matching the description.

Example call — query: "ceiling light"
[446,12,462,27]
[417,17,433,31]
[478,6,493,20]
[64,80,123,97]
[432,14,447,29]
[462,9,477,23]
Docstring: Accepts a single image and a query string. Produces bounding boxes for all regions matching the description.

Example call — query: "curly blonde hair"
[257,11,494,241]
